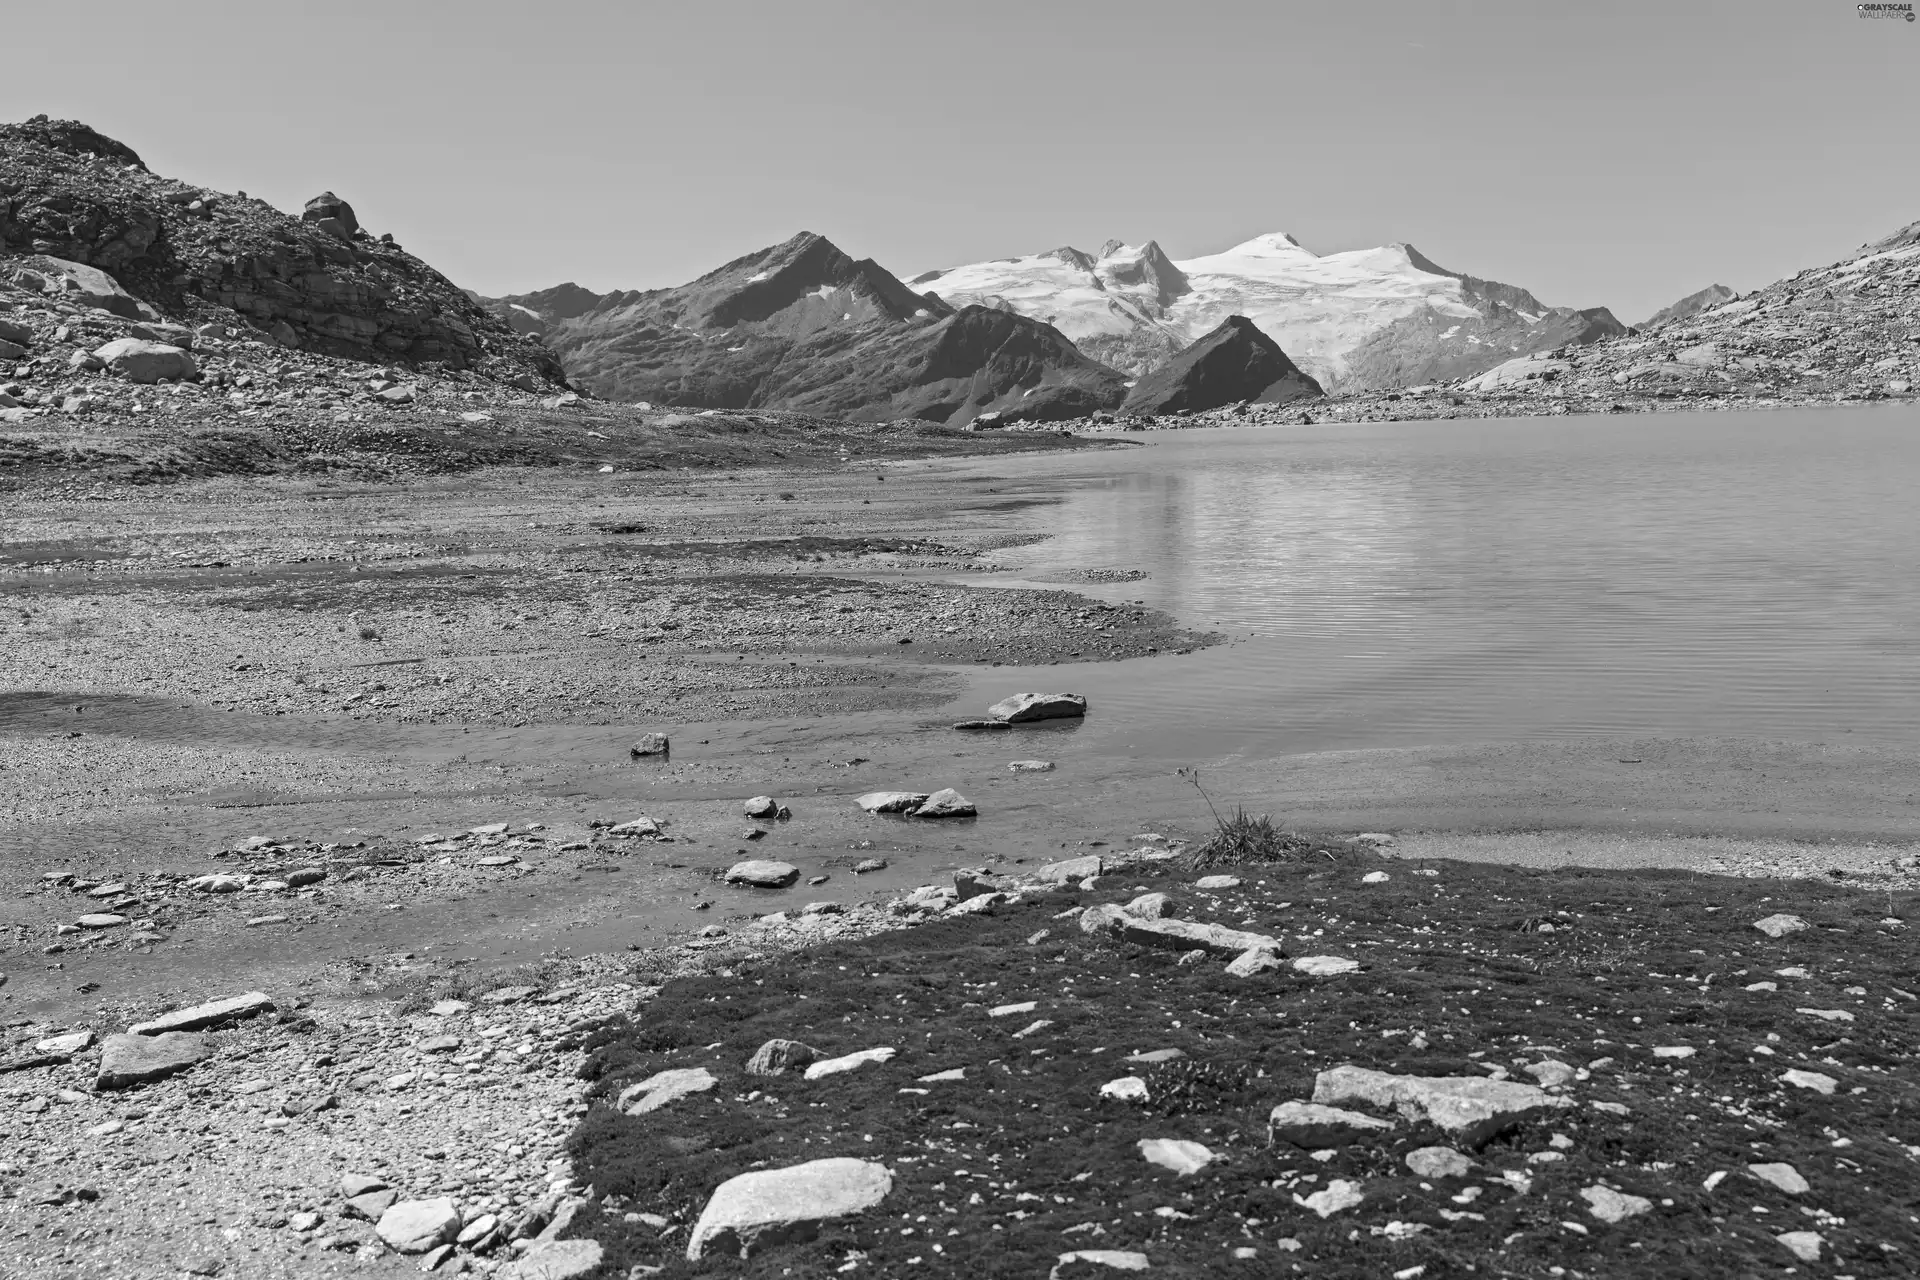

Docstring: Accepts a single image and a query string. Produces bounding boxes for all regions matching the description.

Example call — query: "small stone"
[456,1213,498,1246]
[1137,1138,1213,1175]
[804,1048,896,1080]
[1748,1162,1809,1194]
[377,1198,462,1254]
[725,860,800,888]
[1752,913,1809,938]
[852,858,887,873]
[1193,875,1240,890]
[346,1190,400,1221]
[1405,1147,1474,1179]
[246,915,289,927]
[340,1173,390,1198]
[617,1067,718,1114]
[1009,760,1055,772]
[1099,1077,1149,1102]
[95,1032,209,1089]
[417,1035,461,1054]
[1360,871,1390,884]
[685,1157,892,1260]
[1293,1178,1366,1218]
[1579,1185,1652,1224]
[1268,1101,1395,1148]
[36,1031,94,1054]
[1052,1250,1150,1275]
[429,1000,471,1017]
[289,1211,323,1232]
[1796,1007,1855,1023]
[608,816,661,837]
[76,914,127,929]
[990,1001,1039,1018]
[1311,1066,1569,1147]
[629,733,669,758]
[746,1039,818,1077]
[1125,1048,1185,1065]
[918,1068,966,1083]
[1776,1231,1824,1263]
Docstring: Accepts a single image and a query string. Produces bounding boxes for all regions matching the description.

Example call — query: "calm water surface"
[944,406,1920,760]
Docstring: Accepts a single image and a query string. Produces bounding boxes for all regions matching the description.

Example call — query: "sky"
[6,1,1918,325]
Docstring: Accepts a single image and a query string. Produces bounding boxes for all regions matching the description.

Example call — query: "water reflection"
[951,407,1920,757]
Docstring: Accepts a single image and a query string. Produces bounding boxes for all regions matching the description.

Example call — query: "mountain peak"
[1228,231,1313,257]
[0,115,145,169]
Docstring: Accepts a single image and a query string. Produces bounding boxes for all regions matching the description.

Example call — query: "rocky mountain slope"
[1121,315,1322,415]
[0,116,560,384]
[1636,283,1737,330]
[491,234,1126,425]
[909,233,1625,393]
[1453,217,1920,405]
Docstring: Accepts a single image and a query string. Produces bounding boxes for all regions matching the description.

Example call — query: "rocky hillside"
[1636,283,1737,331]
[909,233,1626,393]
[1453,218,1920,406]
[494,233,1127,425]
[0,115,560,384]
[1121,315,1323,415]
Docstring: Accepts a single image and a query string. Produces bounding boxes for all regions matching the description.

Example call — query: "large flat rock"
[1268,1100,1395,1148]
[1311,1065,1569,1147]
[616,1067,718,1115]
[989,692,1088,723]
[95,1032,209,1090]
[725,861,800,888]
[376,1197,462,1253]
[855,791,929,814]
[129,991,275,1035]
[687,1157,892,1260]
[1107,913,1282,958]
[503,1239,604,1279]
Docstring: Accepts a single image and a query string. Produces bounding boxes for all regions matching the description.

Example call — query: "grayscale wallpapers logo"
[1857,2,1916,19]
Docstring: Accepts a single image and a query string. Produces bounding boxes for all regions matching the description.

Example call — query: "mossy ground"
[569,855,1918,1278]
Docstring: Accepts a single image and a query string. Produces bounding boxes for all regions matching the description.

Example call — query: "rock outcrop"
[1120,315,1322,414]
[523,232,1126,425]
[0,115,561,384]
[686,1158,893,1260]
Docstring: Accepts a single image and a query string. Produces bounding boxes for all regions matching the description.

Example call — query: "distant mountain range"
[908,233,1626,393]
[1635,283,1737,331]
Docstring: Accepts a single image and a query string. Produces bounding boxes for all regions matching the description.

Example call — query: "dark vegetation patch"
[568,859,1919,1278]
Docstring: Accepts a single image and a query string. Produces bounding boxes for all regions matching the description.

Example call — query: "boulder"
[855,791,928,814]
[1268,1101,1395,1148]
[129,991,274,1036]
[617,1067,717,1115]
[0,317,32,346]
[989,692,1088,723]
[302,192,359,239]
[686,1157,892,1260]
[1099,1076,1149,1102]
[912,788,976,819]
[954,869,1020,901]
[1078,903,1128,935]
[746,1039,818,1077]
[1124,892,1173,919]
[1226,948,1285,977]
[503,1240,604,1279]
[1137,1138,1213,1175]
[18,256,148,319]
[743,796,780,819]
[95,1032,209,1089]
[726,861,799,888]
[375,1198,461,1253]
[91,338,197,384]
[1753,913,1809,938]
[1310,1066,1570,1147]
[629,733,669,758]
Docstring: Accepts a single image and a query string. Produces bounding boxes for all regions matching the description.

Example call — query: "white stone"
[1796,1008,1855,1023]
[1051,1250,1149,1276]
[617,1067,717,1115]
[1193,875,1241,890]
[1311,1065,1569,1147]
[1781,1069,1837,1094]
[1267,1101,1394,1148]
[503,1239,604,1279]
[1775,1231,1824,1263]
[913,788,977,818]
[1137,1138,1213,1175]
[1009,760,1055,772]
[1124,893,1174,919]
[375,1198,462,1253]
[1360,871,1390,884]
[803,1047,895,1080]
[1752,913,1809,938]
[1579,1185,1651,1224]
[854,791,928,814]
[1404,1147,1473,1179]
[686,1158,892,1260]
[990,1001,1038,1018]
[36,1031,94,1054]
[725,860,799,888]
[1523,1060,1575,1088]
[1036,855,1103,882]
[1292,1179,1365,1218]
[1226,948,1285,977]
[1100,1077,1149,1102]
[1748,1162,1809,1194]
[1651,1045,1694,1059]
[917,1068,965,1083]
[1292,955,1361,977]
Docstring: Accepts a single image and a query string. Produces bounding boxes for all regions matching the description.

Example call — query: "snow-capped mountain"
[909,233,1624,393]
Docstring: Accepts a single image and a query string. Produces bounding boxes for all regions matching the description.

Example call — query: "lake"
[947,405,1920,762]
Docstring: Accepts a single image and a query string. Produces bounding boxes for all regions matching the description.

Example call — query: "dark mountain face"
[1635,284,1737,330]
[1121,315,1323,414]
[471,282,606,335]
[0,115,561,381]
[533,232,1125,423]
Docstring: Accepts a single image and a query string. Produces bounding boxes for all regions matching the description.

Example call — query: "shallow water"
[942,405,1920,761]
